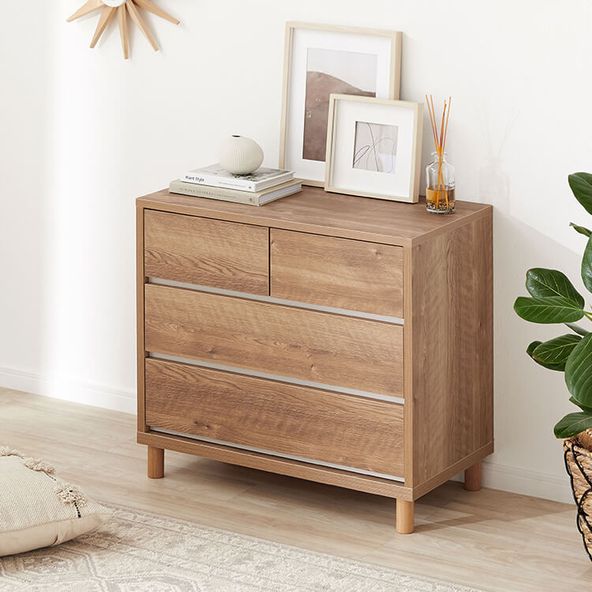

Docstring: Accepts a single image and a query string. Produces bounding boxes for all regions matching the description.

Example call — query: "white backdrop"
[1,0,591,503]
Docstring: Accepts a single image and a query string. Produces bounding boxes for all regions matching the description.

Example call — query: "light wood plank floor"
[2,388,592,591]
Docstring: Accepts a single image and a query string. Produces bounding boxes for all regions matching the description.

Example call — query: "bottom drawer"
[145,359,404,476]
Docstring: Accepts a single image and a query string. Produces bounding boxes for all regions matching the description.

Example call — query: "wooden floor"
[2,388,592,591]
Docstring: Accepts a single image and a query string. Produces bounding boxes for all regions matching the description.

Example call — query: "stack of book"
[169,164,301,206]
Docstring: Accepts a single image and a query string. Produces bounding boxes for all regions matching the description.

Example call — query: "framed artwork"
[325,94,423,203]
[279,22,402,186]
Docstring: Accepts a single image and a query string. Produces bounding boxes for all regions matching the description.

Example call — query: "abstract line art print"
[352,121,399,174]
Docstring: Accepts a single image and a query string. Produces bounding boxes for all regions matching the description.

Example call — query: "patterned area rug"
[0,506,483,591]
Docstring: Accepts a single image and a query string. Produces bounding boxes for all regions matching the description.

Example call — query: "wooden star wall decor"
[67,0,180,59]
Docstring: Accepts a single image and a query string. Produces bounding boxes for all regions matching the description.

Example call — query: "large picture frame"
[325,94,423,203]
[279,22,402,186]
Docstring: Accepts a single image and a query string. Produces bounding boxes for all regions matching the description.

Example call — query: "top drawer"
[270,230,404,317]
[144,211,269,295]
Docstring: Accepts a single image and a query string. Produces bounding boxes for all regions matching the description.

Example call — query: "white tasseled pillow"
[0,447,112,557]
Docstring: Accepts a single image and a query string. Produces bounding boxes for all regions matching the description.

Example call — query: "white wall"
[1,0,591,503]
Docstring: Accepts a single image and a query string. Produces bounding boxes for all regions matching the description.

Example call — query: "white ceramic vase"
[219,135,264,175]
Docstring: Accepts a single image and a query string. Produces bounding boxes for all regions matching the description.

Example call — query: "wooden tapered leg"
[464,462,482,491]
[147,446,164,479]
[395,500,414,534]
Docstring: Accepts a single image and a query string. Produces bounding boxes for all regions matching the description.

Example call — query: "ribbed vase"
[219,135,263,175]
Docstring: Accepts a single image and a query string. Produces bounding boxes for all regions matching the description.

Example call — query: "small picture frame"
[279,22,402,186]
[324,94,423,203]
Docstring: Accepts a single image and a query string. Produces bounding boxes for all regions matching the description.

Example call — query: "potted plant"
[514,172,592,560]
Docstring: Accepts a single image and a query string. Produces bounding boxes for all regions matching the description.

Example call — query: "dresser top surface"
[137,186,491,246]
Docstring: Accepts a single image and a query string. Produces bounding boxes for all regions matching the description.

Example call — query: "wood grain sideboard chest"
[136,187,493,533]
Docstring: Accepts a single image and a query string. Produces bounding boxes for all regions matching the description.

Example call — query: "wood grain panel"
[271,230,404,317]
[144,284,403,396]
[138,431,409,499]
[145,359,404,475]
[137,187,492,247]
[136,205,146,431]
[409,209,493,486]
[144,210,269,294]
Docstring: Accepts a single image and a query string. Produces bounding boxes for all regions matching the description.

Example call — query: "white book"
[169,179,302,206]
[182,163,294,192]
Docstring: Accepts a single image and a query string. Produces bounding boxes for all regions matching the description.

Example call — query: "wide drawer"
[271,229,404,317]
[145,359,404,476]
[144,210,269,294]
[144,284,403,396]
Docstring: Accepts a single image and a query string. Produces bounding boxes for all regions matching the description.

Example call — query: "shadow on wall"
[474,107,584,495]
[491,205,584,501]
[472,128,581,500]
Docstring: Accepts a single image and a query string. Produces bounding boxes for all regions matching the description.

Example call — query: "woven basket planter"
[564,433,592,561]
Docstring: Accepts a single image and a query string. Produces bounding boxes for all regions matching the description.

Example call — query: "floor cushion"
[0,446,112,556]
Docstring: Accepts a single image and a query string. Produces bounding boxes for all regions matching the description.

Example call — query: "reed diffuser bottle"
[425,96,455,214]
[426,151,455,214]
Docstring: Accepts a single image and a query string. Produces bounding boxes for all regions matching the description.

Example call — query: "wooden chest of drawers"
[136,187,493,533]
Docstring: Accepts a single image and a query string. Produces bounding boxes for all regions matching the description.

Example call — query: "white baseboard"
[0,365,575,504]
[0,365,135,414]
[481,459,574,504]
[451,459,573,504]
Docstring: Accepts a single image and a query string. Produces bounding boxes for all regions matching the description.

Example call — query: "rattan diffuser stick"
[425,95,451,154]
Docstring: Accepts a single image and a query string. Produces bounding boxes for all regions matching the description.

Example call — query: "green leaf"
[582,236,592,293]
[514,296,584,324]
[554,412,592,439]
[526,340,565,371]
[569,172,592,216]
[566,322,590,336]
[531,334,581,370]
[571,222,592,238]
[565,333,592,407]
[525,268,584,307]
[570,396,592,413]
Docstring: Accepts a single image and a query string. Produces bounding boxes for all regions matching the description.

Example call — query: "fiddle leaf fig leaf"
[565,333,592,408]
[582,236,592,293]
[525,268,584,307]
[531,334,581,370]
[526,340,565,371]
[571,222,592,238]
[570,396,592,413]
[514,296,584,324]
[554,412,592,439]
[569,172,592,216]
